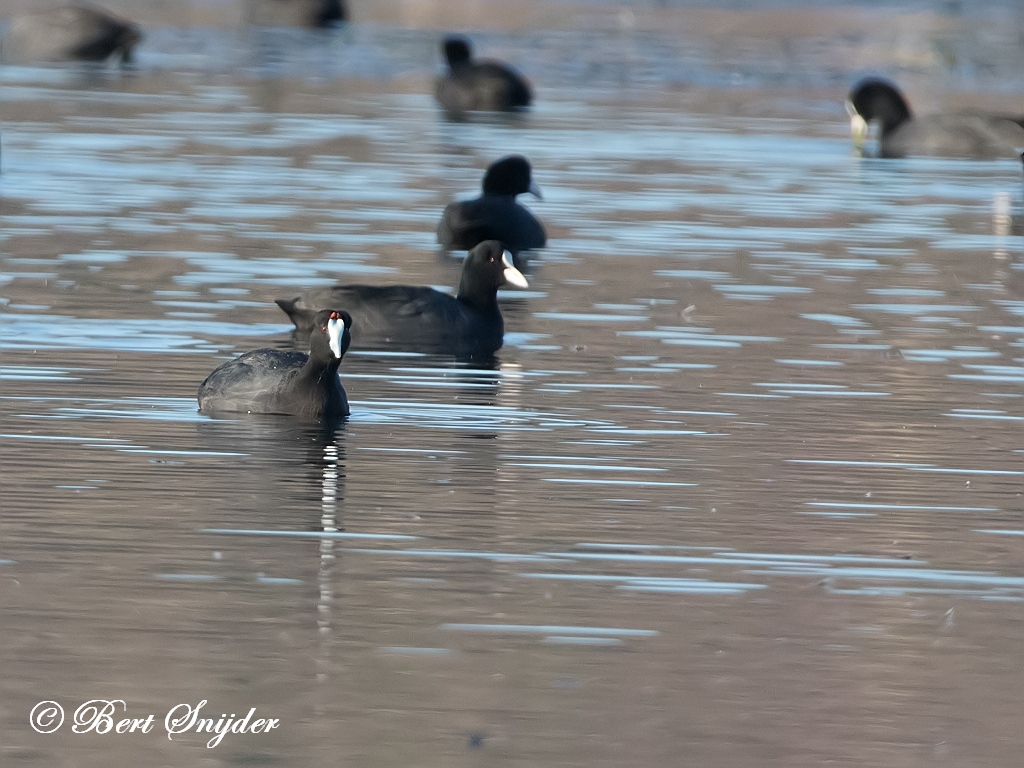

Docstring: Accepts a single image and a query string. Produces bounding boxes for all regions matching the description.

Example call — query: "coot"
[275,241,528,358]
[435,36,532,114]
[198,310,352,422]
[245,0,347,28]
[847,78,1024,159]
[437,155,546,264]
[2,5,142,65]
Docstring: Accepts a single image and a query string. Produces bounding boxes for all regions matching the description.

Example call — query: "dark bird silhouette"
[245,0,347,28]
[198,310,352,422]
[435,36,532,114]
[2,4,142,65]
[438,155,546,266]
[847,78,1024,159]
[275,241,528,359]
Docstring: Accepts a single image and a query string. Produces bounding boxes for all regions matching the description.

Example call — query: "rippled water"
[2,14,1024,767]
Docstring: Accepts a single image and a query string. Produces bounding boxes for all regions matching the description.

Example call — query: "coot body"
[435,36,531,114]
[245,0,347,28]
[438,155,546,262]
[847,78,1024,159]
[198,310,352,422]
[275,241,528,358]
[2,5,142,65]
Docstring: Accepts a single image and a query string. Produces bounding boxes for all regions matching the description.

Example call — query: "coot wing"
[294,285,468,342]
[437,197,545,252]
[888,114,1024,159]
[198,350,307,412]
[469,61,531,110]
[438,200,483,249]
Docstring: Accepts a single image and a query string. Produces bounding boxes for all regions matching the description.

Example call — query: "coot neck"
[300,355,342,382]
[876,98,912,138]
[302,334,343,383]
[297,354,345,420]
[445,42,473,71]
[456,280,501,315]
[878,112,910,137]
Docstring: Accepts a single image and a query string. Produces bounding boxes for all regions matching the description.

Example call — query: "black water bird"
[847,78,1024,159]
[435,36,532,114]
[437,155,546,264]
[1,5,142,65]
[198,310,352,422]
[275,241,528,358]
[245,0,347,28]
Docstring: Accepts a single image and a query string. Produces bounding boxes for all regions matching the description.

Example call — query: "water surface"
[2,14,1024,768]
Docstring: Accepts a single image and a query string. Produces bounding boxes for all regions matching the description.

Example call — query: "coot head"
[312,0,348,28]
[459,240,529,298]
[482,155,541,198]
[310,309,353,361]
[847,78,912,145]
[113,22,143,64]
[443,36,473,68]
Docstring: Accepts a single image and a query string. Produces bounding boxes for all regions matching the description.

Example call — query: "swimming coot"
[2,5,142,65]
[437,155,547,264]
[245,0,347,28]
[435,36,532,114]
[847,78,1024,159]
[275,241,528,358]
[198,310,352,421]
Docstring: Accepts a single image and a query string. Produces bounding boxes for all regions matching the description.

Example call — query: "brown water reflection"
[2,14,1024,768]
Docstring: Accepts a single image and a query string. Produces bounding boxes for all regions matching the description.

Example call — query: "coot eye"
[488,256,495,262]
